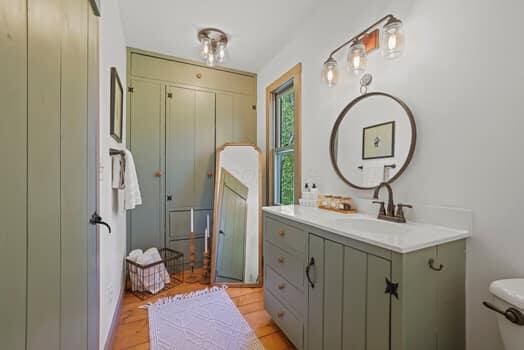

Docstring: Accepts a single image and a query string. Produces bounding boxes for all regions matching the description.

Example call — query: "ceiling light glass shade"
[382,19,404,59]
[206,51,216,66]
[200,37,211,59]
[198,28,228,66]
[217,42,226,64]
[347,41,367,75]
[322,58,339,87]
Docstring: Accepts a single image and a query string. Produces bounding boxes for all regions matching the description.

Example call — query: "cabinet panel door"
[167,87,195,209]
[367,255,392,350]
[216,93,233,147]
[233,94,257,144]
[343,247,367,350]
[0,0,27,347]
[129,80,164,250]
[194,91,215,208]
[307,234,324,350]
[436,240,465,350]
[166,87,215,210]
[323,240,344,350]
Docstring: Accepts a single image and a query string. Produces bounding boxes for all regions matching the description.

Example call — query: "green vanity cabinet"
[263,212,466,350]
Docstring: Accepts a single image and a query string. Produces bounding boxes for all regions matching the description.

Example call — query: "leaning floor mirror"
[211,144,263,287]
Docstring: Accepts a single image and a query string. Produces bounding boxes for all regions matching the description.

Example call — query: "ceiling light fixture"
[198,28,228,67]
[322,14,404,86]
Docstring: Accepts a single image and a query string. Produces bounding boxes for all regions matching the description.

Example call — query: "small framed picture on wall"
[362,121,395,159]
[110,67,123,143]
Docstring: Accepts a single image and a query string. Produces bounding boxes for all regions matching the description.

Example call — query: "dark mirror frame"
[329,92,417,190]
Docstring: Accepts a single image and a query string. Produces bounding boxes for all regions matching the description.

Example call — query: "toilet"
[488,279,524,350]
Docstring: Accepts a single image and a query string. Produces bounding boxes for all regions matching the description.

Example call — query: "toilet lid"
[490,279,524,310]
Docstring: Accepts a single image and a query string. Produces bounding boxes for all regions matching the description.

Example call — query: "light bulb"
[382,18,404,59]
[322,58,338,87]
[201,38,211,59]
[347,41,367,75]
[217,42,226,63]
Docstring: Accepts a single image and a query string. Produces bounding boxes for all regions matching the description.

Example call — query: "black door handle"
[306,257,315,288]
[219,229,225,235]
[90,212,111,233]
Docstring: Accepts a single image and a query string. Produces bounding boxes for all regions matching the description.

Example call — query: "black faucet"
[372,182,412,223]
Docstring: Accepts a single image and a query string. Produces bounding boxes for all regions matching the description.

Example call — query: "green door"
[1,0,99,348]
[128,79,165,250]
[216,93,257,147]
[216,170,248,281]
[166,87,215,263]
[307,234,391,350]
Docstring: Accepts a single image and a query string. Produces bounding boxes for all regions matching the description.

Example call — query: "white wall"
[257,0,524,349]
[99,0,127,348]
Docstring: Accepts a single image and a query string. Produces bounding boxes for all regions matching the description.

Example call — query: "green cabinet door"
[307,234,324,350]
[366,255,392,350]
[166,87,215,263]
[307,234,392,350]
[128,79,165,250]
[343,247,367,350]
[216,93,257,147]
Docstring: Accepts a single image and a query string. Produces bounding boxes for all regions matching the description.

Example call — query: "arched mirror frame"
[329,92,417,190]
[210,143,264,288]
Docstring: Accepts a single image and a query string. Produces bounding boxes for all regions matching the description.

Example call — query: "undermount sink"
[334,216,411,235]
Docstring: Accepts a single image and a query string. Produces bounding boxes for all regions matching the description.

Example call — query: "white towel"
[127,248,170,294]
[362,165,383,187]
[112,155,125,189]
[144,248,171,284]
[123,149,142,210]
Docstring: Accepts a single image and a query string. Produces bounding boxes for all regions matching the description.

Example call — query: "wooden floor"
[113,271,295,349]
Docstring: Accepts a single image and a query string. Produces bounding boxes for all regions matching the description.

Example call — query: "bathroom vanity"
[263,205,471,350]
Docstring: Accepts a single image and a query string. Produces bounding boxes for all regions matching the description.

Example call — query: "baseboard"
[104,287,125,350]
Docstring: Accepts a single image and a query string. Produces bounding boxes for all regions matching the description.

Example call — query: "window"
[265,64,301,206]
[274,83,295,205]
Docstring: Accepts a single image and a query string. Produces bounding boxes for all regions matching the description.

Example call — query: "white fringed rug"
[146,287,265,350]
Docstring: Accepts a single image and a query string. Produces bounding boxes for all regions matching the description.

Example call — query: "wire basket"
[125,248,184,300]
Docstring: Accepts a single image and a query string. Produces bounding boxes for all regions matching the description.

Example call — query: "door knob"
[154,170,162,177]
[167,195,173,201]
[207,171,213,177]
[89,212,111,233]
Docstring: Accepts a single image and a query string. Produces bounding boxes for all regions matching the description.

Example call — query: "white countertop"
[262,205,471,253]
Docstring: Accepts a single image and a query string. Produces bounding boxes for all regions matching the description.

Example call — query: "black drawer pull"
[306,257,315,289]
[428,258,444,271]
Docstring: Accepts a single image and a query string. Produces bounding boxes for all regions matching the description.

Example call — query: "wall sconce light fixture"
[198,28,229,67]
[322,14,404,86]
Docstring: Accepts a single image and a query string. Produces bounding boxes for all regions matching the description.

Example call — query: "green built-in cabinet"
[127,50,257,263]
[263,212,466,350]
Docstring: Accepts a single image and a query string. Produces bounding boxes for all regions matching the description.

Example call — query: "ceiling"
[119,0,318,73]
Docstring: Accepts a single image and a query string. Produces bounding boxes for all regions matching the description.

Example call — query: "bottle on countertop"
[311,183,319,200]
[303,182,311,200]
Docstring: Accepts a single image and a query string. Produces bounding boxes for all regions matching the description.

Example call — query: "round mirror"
[330,92,416,190]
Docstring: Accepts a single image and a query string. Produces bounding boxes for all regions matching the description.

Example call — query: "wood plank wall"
[0,0,98,348]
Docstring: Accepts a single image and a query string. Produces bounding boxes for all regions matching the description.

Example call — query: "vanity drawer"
[265,217,306,254]
[265,241,304,289]
[265,290,303,349]
[265,266,305,319]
